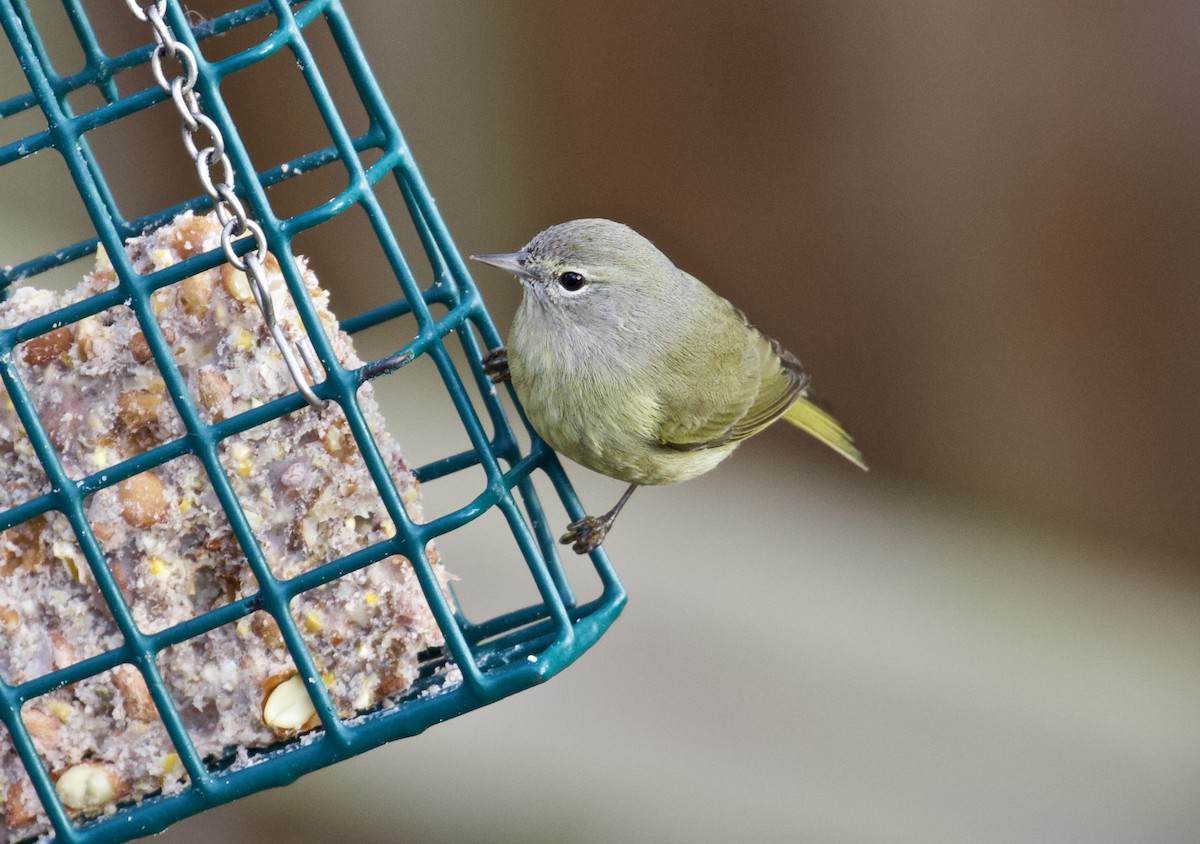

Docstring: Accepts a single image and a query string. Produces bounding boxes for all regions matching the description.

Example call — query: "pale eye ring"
[557,271,587,292]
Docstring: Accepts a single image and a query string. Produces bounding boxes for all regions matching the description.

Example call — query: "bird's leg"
[560,483,639,554]
[482,346,510,383]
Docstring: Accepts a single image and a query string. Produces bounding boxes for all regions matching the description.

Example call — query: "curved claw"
[560,515,611,555]
[482,346,510,384]
[559,484,638,555]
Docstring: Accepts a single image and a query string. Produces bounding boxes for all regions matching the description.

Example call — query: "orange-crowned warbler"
[472,219,866,554]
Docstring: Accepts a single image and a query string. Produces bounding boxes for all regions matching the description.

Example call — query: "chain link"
[126,0,326,409]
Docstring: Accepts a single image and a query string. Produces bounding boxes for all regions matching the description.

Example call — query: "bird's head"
[471,219,677,323]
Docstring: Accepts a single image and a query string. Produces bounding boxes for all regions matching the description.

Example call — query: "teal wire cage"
[0,1,626,841]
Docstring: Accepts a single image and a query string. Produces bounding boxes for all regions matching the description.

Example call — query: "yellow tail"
[783,396,868,471]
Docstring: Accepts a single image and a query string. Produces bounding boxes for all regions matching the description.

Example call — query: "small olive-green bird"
[472,219,866,554]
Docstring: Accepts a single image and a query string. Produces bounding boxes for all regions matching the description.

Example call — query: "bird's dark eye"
[557,271,587,292]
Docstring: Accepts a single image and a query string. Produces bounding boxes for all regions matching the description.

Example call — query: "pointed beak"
[469,250,532,279]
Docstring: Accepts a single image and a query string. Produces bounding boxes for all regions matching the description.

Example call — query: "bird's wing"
[656,301,809,452]
[723,332,810,443]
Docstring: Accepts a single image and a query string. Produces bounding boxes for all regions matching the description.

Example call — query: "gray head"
[471,219,678,319]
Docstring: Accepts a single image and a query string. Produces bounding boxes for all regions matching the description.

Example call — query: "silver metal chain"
[125,0,327,409]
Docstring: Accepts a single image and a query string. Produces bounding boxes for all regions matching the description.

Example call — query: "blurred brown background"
[312,0,1200,568]
[3,1,1200,842]
[426,0,1200,567]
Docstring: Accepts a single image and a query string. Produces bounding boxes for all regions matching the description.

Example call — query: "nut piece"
[22,326,73,366]
[22,706,62,748]
[197,369,232,413]
[169,213,214,259]
[91,243,115,287]
[250,613,283,648]
[5,780,37,829]
[221,265,254,303]
[116,390,162,431]
[0,516,46,575]
[130,326,175,365]
[112,665,157,722]
[179,272,213,315]
[130,331,151,364]
[49,630,77,670]
[55,762,125,813]
[261,673,319,736]
[91,521,115,544]
[150,289,171,317]
[321,421,353,460]
[118,471,168,528]
[74,316,103,360]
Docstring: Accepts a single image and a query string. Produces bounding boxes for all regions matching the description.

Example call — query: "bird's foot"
[482,346,510,384]
[560,514,613,555]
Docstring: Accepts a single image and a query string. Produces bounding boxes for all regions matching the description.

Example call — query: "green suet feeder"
[0,2,625,840]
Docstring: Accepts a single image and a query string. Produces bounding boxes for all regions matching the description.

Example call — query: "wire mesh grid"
[0,1,625,841]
